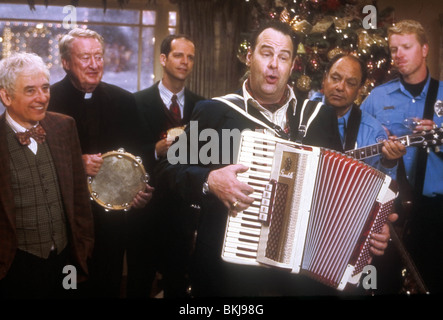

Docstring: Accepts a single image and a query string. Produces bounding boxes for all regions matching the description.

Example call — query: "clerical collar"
[401,69,429,97]
[84,92,93,99]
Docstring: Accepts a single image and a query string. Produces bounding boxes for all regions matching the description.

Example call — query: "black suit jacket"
[134,82,205,273]
[48,76,144,158]
[155,91,342,296]
[134,82,205,179]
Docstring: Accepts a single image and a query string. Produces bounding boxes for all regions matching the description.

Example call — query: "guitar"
[344,128,443,295]
[344,127,443,160]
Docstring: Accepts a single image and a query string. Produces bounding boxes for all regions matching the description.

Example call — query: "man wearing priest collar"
[48,28,154,298]
[361,19,443,294]
[0,52,94,298]
[156,19,397,297]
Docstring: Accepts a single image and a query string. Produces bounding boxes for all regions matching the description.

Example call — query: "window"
[0,2,177,93]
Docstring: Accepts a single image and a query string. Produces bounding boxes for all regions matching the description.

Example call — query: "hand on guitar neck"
[345,125,443,162]
[380,137,407,168]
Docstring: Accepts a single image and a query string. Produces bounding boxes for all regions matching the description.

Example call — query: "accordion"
[221,130,397,290]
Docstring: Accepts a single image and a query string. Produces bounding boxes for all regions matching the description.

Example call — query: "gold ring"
[232,201,239,209]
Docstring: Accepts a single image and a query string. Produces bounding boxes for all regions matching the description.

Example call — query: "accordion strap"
[213,94,286,138]
[294,99,323,144]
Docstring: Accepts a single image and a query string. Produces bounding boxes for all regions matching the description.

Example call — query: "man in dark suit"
[134,34,204,297]
[48,28,154,298]
[0,52,94,298]
[156,20,397,297]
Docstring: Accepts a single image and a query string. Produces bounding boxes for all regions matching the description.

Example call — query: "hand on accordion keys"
[368,212,398,259]
[206,164,255,216]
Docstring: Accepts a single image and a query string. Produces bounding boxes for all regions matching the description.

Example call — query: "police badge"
[435,100,443,117]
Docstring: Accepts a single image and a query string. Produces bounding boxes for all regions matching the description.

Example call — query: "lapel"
[151,83,169,131]
[0,114,15,223]
[183,88,196,122]
[343,105,362,151]
[40,113,72,212]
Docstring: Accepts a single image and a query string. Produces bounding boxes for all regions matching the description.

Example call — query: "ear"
[61,58,70,71]
[0,88,12,108]
[245,48,252,67]
[422,43,429,58]
[160,53,167,67]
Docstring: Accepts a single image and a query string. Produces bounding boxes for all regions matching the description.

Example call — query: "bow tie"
[16,124,46,146]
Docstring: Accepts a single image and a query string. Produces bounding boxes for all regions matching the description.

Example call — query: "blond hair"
[388,19,428,46]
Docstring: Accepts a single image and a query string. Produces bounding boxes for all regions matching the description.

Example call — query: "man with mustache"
[311,54,406,174]
[156,20,397,297]
[0,52,94,298]
[134,34,205,297]
[361,19,443,294]
[48,28,154,298]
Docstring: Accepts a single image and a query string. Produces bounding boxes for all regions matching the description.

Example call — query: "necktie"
[16,124,46,146]
[338,117,346,147]
[170,94,181,123]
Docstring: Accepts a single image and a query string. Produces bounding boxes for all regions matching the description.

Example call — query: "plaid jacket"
[0,112,94,280]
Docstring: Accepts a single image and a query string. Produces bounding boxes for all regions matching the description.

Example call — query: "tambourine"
[87,148,149,211]
[166,126,185,142]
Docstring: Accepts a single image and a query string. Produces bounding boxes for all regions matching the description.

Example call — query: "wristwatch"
[202,180,210,195]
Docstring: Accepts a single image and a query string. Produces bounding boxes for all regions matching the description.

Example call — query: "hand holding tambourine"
[86,148,152,211]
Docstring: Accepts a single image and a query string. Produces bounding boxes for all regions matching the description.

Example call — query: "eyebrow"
[23,83,50,90]
[260,44,292,55]
[330,71,359,82]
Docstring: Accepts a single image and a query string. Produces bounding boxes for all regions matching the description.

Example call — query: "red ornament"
[324,0,341,11]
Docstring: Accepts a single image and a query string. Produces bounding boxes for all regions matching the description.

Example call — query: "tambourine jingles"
[87,148,149,211]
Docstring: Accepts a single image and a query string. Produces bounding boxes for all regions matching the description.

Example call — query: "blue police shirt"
[311,92,395,177]
[360,75,443,197]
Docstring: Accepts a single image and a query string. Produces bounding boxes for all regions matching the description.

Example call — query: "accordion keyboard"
[222,133,276,265]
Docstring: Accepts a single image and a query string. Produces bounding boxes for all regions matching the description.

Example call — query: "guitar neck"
[345,134,411,160]
[345,142,384,160]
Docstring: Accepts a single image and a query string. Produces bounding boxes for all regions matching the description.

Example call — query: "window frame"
[0,0,178,91]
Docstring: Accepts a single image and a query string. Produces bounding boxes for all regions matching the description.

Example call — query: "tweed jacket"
[0,112,94,280]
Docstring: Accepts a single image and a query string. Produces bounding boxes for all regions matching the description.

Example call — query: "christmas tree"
[238,0,398,105]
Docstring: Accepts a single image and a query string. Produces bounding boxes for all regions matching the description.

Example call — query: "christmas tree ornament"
[290,19,313,35]
[311,16,334,33]
[237,39,249,64]
[297,42,307,55]
[327,46,345,60]
[308,52,322,72]
[280,8,291,23]
[296,74,312,92]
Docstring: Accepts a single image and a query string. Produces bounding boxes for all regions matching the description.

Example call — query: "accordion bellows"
[221,130,397,291]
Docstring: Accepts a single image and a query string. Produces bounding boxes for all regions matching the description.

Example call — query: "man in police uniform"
[361,19,443,294]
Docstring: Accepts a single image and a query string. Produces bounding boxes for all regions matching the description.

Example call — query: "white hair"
[59,28,105,61]
[0,52,49,96]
